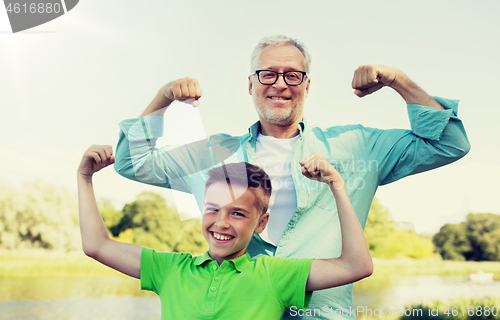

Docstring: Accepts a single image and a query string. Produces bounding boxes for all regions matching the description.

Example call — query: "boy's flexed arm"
[77,145,142,279]
[299,152,373,292]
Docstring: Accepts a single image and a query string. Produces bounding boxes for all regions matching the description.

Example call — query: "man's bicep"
[114,130,194,192]
[365,104,470,186]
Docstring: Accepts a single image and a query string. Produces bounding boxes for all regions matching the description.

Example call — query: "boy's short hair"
[205,162,272,215]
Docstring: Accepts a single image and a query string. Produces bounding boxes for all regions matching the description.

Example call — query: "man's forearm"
[140,90,174,117]
[390,71,445,110]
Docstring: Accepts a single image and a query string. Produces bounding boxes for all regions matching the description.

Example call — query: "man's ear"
[255,212,269,234]
[304,78,311,98]
[248,75,253,95]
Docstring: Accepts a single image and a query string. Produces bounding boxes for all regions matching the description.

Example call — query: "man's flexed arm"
[352,64,444,110]
[78,145,142,279]
[299,153,373,292]
[141,78,202,117]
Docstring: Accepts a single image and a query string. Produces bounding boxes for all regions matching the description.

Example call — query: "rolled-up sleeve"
[364,96,471,186]
[114,116,191,192]
[114,116,245,194]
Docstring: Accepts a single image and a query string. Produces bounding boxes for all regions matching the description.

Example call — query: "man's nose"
[273,74,288,89]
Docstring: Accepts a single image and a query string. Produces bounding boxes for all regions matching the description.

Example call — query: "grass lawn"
[2,250,500,279]
[369,256,500,278]
[0,249,125,278]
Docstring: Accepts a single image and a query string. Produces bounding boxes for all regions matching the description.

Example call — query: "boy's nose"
[215,215,230,229]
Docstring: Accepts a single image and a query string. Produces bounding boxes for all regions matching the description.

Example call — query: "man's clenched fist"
[351,65,399,98]
[160,77,202,107]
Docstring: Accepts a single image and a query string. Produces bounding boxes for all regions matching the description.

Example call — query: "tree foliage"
[432,223,471,261]
[0,180,80,251]
[105,192,207,255]
[364,198,435,259]
[466,213,500,261]
[433,213,500,261]
[0,180,207,255]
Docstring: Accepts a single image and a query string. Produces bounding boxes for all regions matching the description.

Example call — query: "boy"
[77,145,373,319]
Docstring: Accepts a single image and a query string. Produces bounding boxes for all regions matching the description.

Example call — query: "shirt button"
[214,277,220,282]
[212,265,217,270]
[211,287,217,292]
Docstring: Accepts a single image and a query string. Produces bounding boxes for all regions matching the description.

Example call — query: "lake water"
[1,276,499,319]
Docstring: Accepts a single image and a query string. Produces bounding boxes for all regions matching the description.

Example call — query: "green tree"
[466,213,500,261]
[364,198,397,253]
[109,192,207,254]
[433,213,500,261]
[432,223,471,261]
[98,199,122,230]
[364,198,435,259]
[0,180,80,251]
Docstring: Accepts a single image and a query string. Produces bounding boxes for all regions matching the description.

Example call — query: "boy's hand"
[160,77,202,107]
[299,152,343,188]
[77,145,114,177]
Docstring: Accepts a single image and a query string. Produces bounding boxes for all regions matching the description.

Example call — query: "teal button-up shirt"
[115,97,470,319]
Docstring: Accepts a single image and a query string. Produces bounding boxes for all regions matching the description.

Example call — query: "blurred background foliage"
[102,191,207,255]
[1,179,499,261]
[433,213,500,261]
[0,180,80,251]
[364,198,435,259]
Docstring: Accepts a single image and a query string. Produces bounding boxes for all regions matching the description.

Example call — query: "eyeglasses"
[253,70,307,86]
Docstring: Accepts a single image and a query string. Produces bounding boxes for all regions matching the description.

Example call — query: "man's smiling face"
[202,182,269,265]
[248,44,310,127]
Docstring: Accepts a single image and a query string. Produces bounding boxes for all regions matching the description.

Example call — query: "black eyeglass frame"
[253,70,308,86]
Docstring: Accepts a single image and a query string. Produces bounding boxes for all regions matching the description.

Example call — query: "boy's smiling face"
[202,181,269,265]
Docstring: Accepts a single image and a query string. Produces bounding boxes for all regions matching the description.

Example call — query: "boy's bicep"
[94,240,143,279]
[306,258,362,292]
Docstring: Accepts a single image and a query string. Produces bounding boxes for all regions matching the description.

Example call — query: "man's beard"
[254,96,304,126]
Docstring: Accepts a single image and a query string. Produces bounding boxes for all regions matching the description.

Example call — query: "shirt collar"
[248,118,308,147]
[229,252,252,272]
[193,251,253,272]
[193,251,213,266]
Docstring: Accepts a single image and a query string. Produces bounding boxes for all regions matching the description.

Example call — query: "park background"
[1,0,499,319]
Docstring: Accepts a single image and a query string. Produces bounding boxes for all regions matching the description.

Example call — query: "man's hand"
[77,145,114,177]
[351,64,400,98]
[160,77,202,107]
[299,152,343,189]
[351,64,444,110]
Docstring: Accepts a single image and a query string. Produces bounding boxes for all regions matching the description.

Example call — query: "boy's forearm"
[329,183,373,275]
[77,174,111,257]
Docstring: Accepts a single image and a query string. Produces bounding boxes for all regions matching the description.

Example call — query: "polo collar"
[229,252,252,272]
[193,251,253,272]
[193,251,213,266]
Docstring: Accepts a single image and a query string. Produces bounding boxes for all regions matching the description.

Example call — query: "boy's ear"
[254,212,269,234]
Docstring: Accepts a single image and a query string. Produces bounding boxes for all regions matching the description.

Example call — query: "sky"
[0,0,499,234]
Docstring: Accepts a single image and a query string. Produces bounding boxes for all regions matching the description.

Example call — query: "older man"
[115,35,470,319]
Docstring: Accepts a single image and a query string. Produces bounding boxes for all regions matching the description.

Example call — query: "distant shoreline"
[1,250,500,279]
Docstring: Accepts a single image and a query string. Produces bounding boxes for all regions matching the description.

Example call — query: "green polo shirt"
[141,247,313,320]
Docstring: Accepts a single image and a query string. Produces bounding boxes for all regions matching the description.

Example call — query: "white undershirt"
[254,133,299,246]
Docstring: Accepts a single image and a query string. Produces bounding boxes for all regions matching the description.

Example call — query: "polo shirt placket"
[205,261,226,314]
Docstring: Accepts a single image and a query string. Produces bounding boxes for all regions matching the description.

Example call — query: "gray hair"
[250,35,311,75]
